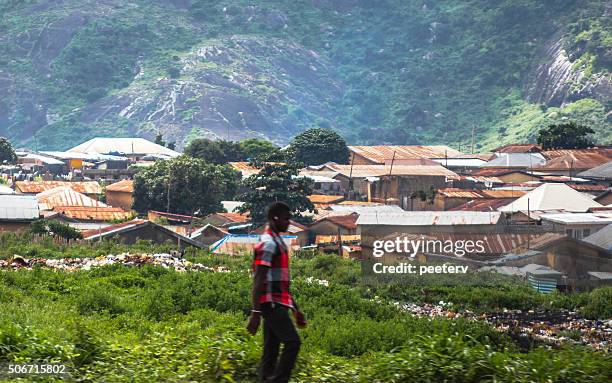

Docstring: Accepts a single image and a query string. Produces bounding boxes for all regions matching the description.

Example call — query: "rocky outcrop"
[42,36,344,149]
[524,34,611,108]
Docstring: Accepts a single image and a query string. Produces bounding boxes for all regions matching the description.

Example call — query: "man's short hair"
[267,202,291,220]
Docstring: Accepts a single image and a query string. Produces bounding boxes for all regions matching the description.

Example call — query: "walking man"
[247,202,307,383]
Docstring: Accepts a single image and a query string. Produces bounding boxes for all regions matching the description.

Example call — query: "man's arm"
[247,265,268,335]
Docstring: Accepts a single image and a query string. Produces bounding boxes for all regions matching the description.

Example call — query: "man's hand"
[247,312,261,335]
[294,310,307,328]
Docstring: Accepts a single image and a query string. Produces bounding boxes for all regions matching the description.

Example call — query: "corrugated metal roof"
[330,204,404,215]
[437,188,526,199]
[16,181,102,195]
[0,195,39,220]
[16,152,64,165]
[498,183,602,213]
[483,153,546,168]
[578,161,612,179]
[315,214,359,229]
[68,137,180,157]
[538,152,611,171]
[582,224,612,250]
[437,188,483,199]
[41,151,128,161]
[431,158,486,168]
[217,212,249,223]
[541,148,612,159]
[492,144,542,153]
[449,199,516,211]
[569,184,608,192]
[471,168,534,177]
[357,211,502,226]
[349,145,463,163]
[321,164,458,177]
[106,179,134,193]
[539,213,612,225]
[37,187,107,210]
[52,206,132,221]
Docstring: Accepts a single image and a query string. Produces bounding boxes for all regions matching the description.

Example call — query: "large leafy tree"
[0,137,17,164]
[536,121,595,149]
[239,138,280,161]
[237,161,315,224]
[133,156,239,215]
[184,138,246,164]
[288,128,349,166]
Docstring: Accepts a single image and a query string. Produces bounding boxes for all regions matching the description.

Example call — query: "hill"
[0,0,610,150]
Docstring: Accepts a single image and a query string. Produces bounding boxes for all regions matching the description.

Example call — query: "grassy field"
[0,236,610,382]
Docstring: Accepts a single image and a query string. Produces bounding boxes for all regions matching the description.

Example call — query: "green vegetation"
[132,155,239,216]
[237,161,315,224]
[1,0,609,150]
[537,121,595,149]
[0,137,17,164]
[0,247,610,382]
[288,128,350,166]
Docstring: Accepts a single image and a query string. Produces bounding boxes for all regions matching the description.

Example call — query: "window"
[582,228,590,238]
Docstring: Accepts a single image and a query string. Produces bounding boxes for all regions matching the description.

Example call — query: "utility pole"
[384,150,396,204]
[167,176,171,213]
[348,151,355,199]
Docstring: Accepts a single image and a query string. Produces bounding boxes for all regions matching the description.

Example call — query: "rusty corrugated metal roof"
[16,181,102,194]
[82,219,147,237]
[538,152,611,170]
[437,188,526,199]
[315,214,359,230]
[106,179,134,193]
[449,199,517,211]
[323,164,458,177]
[493,144,542,153]
[37,187,107,210]
[53,206,133,221]
[541,148,612,159]
[349,145,463,163]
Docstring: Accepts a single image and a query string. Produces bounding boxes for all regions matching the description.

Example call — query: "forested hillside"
[0,0,610,150]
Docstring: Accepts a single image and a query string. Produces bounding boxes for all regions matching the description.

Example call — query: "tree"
[184,138,246,164]
[237,161,315,224]
[132,155,239,215]
[288,128,349,166]
[30,219,83,240]
[184,138,225,163]
[536,121,595,149]
[154,132,166,147]
[239,138,280,161]
[0,137,17,164]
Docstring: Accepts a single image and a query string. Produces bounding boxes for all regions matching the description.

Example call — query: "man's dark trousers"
[260,304,301,383]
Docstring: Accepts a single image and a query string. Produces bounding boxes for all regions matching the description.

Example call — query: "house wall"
[540,221,609,239]
[0,221,33,232]
[112,226,191,248]
[310,221,357,237]
[370,175,448,207]
[106,191,133,211]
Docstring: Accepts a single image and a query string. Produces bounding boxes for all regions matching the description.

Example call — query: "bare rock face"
[524,35,611,108]
[61,36,343,148]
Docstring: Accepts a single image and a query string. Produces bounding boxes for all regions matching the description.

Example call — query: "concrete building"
[540,213,612,239]
[82,219,203,248]
[105,179,134,211]
[0,195,39,232]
